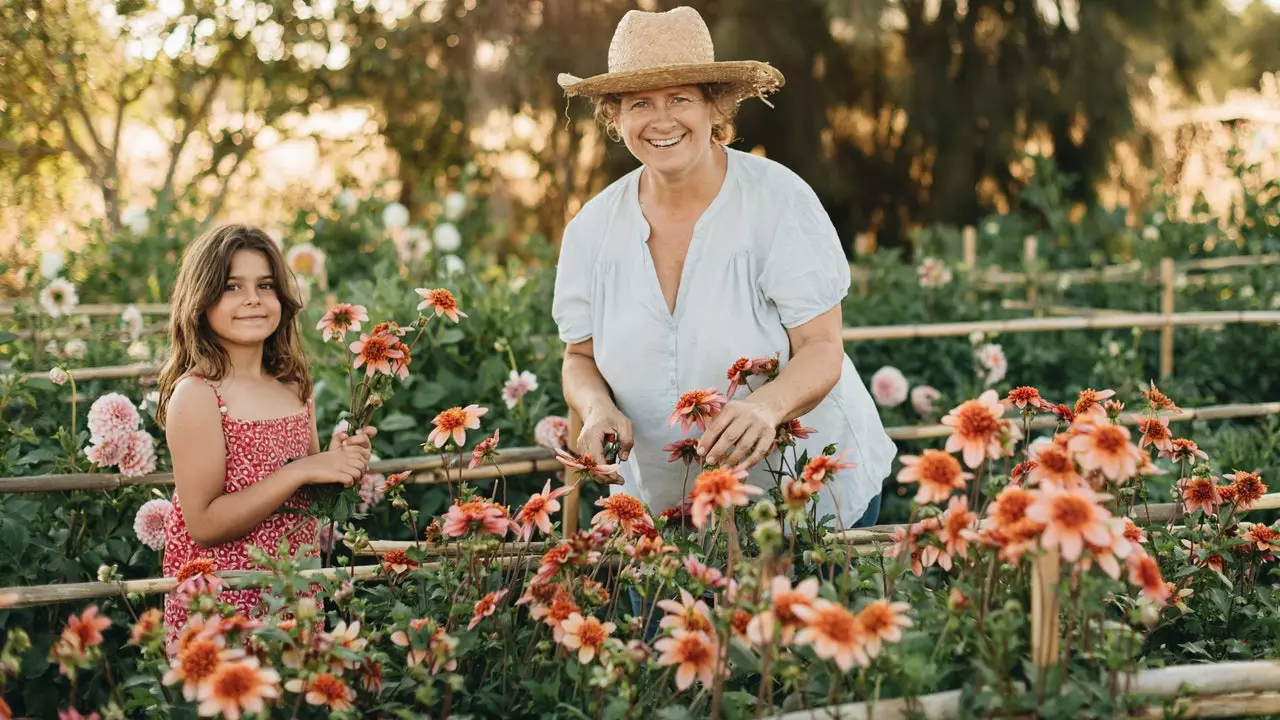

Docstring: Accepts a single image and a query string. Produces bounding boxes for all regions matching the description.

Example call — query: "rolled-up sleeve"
[551,216,595,344]
[759,186,851,328]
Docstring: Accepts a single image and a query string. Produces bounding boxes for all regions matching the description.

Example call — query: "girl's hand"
[293,445,370,487]
[330,426,378,452]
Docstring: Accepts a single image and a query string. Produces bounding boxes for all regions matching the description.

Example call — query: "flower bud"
[296,597,318,620]
[1140,603,1160,629]
[48,367,70,386]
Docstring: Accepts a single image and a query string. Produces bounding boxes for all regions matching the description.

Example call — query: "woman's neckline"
[632,145,736,233]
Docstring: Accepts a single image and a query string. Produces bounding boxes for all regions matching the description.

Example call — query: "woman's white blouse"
[552,147,896,525]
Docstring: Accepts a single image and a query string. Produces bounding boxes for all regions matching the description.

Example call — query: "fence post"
[962,226,977,269]
[562,407,583,535]
[1023,236,1039,307]
[1160,257,1176,379]
[853,232,874,298]
[1030,552,1061,668]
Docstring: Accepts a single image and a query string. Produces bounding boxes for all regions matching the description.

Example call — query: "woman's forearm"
[186,464,306,549]
[562,350,617,420]
[746,338,843,424]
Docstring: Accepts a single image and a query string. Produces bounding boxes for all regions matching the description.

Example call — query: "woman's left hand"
[330,425,378,452]
[697,400,780,470]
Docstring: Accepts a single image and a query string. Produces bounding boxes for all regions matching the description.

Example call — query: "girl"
[156,224,374,647]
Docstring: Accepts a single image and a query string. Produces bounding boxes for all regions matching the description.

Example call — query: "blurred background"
[1,0,1279,262]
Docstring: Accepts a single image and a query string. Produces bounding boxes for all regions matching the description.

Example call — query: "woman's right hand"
[291,445,370,487]
[578,404,635,464]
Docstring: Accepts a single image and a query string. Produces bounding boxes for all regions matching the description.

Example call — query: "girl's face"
[206,249,282,348]
[617,84,716,177]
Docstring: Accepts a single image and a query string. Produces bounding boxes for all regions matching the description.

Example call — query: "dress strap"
[187,374,229,418]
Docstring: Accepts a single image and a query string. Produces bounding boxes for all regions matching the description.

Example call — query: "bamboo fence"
[21,308,1280,387]
[0,447,563,494]
[6,252,1274,319]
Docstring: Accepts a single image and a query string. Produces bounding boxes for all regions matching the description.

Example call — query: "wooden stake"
[562,408,583,536]
[1160,256,1176,379]
[1023,235,1039,307]
[1030,552,1061,668]
[962,225,977,269]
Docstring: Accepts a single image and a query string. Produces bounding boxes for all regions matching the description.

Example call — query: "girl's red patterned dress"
[162,376,318,648]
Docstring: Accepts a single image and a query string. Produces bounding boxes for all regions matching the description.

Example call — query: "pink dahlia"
[87,393,140,441]
[118,430,157,477]
[534,416,569,450]
[133,498,172,551]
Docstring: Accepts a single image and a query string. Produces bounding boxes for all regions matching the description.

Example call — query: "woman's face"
[617,84,716,176]
[206,249,282,348]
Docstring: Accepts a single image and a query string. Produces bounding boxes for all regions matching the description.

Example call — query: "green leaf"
[439,328,465,345]
[378,412,417,432]
[0,331,17,345]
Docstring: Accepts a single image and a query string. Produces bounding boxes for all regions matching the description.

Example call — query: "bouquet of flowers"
[306,288,468,526]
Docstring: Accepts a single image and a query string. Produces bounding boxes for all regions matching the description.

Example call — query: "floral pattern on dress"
[162,376,317,648]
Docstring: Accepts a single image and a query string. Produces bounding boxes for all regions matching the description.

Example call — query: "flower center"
[360,336,390,363]
[1141,419,1170,440]
[1038,448,1074,475]
[919,451,962,487]
[992,489,1034,526]
[1075,390,1099,415]
[603,495,645,521]
[176,558,216,583]
[426,289,458,311]
[579,619,606,647]
[313,674,346,700]
[676,634,712,664]
[212,663,255,698]
[435,408,468,432]
[955,402,999,438]
[1050,495,1093,529]
[857,604,892,635]
[522,496,547,518]
[814,606,859,644]
[1092,426,1127,453]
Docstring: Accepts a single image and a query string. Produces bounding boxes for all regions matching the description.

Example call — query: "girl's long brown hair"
[156,224,313,427]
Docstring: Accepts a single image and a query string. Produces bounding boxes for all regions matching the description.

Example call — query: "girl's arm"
[167,380,317,548]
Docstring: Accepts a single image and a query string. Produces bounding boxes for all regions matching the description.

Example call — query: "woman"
[552,6,895,528]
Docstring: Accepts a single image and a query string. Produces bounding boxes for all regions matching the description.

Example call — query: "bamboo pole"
[24,309,1280,383]
[0,448,561,494]
[974,252,1280,287]
[1023,236,1038,307]
[7,401,1278,495]
[1,565,383,609]
[359,541,549,557]
[1,555,626,608]
[0,302,170,317]
[563,408,584,536]
[21,363,158,383]
[840,310,1280,342]
[777,661,1280,720]
[1160,257,1176,379]
[999,299,1130,317]
[961,226,977,269]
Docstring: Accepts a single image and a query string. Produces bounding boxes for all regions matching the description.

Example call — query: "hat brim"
[558,60,784,102]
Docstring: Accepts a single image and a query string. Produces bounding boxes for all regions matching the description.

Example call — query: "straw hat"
[557,6,784,104]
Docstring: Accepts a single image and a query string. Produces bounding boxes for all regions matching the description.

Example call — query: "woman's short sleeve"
[759,185,852,328]
[551,215,596,344]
